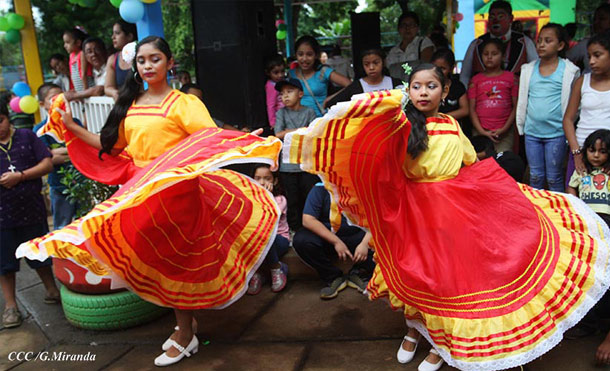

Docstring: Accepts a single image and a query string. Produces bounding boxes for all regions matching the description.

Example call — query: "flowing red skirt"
[21,94,283,309]
[284,89,610,370]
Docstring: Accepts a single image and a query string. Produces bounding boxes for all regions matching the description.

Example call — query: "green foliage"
[30,0,195,78]
[31,0,117,76]
[575,0,605,39]
[297,2,358,39]
[0,38,23,67]
[292,0,445,52]
[314,19,351,39]
[58,166,118,218]
[161,0,195,77]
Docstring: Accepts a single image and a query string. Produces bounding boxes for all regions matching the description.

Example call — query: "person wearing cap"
[274,78,318,231]
[459,0,537,87]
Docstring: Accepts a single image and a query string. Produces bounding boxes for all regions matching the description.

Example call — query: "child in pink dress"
[247,164,290,294]
[468,38,519,153]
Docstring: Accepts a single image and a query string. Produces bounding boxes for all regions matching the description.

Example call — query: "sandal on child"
[44,293,61,305]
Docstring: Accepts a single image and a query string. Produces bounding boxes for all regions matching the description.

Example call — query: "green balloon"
[7,13,25,30]
[278,23,287,31]
[5,29,21,44]
[0,17,8,32]
[276,30,286,40]
[110,0,122,8]
[455,22,460,29]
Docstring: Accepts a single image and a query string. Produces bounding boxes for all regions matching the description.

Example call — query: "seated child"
[471,135,526,183]
[293,183,375,299]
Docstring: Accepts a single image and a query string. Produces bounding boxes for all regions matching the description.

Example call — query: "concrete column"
[284,0,294,57]
[14,0,43,122]
[136,0,164,40]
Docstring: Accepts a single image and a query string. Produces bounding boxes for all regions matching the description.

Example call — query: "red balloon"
[455,12,464,22]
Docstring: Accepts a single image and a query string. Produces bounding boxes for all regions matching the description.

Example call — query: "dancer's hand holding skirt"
[283,89,610,370]
[20,94,283,310]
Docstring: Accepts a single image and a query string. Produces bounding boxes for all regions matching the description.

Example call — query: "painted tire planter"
[60,285,170,330]
[53,258,120,294]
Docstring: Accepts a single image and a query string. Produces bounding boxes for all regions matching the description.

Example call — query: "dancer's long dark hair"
[99,36,172,158]
[405,63,447,159]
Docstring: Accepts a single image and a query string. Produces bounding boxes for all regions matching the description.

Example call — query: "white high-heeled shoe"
[397,334,419,364]
[418,348,445,371]
[154,335,199,367]
[162,326,180,351]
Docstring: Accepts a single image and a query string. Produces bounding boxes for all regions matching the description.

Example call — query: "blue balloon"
[119,0,145,23]
[12,81,31,97]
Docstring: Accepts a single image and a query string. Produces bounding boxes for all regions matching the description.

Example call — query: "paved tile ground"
[0,252,608,371]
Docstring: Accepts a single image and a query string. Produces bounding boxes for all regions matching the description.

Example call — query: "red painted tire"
[53,258,121,294]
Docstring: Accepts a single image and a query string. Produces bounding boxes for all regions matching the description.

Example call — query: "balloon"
[455,22,460,30]
[19,95,38,114]
[140,0,157,3]
[278,23,287,31]
[9,97,22,114]
[275,19,285,28]
[455,12,464,22]
[12,82,31,97]
[276,30,286,40]
[7,13,25,30]
[5,29,21,44]
[0,17,8,32]
[119,0,145,23]
[442,16,447,24]
[110,0,122,7]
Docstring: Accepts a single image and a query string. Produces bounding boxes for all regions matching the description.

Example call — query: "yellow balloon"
[140,0,157,3]
[19,95,39,114]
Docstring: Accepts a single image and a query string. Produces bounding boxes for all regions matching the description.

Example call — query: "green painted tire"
[60,286,170,330]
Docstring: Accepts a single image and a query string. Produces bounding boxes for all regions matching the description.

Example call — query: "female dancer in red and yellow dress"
[17,37,282,367]
[283,63,610,371]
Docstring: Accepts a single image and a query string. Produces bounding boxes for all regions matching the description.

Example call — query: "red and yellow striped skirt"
[284,89,610,370]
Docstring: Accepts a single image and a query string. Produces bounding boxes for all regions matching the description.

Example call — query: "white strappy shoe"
[397,335,419,364]
[154,335,199,367]
[162,326,180,351]
[418,348,445,371]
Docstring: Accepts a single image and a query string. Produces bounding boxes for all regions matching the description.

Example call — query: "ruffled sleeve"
[169,93,216,134]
